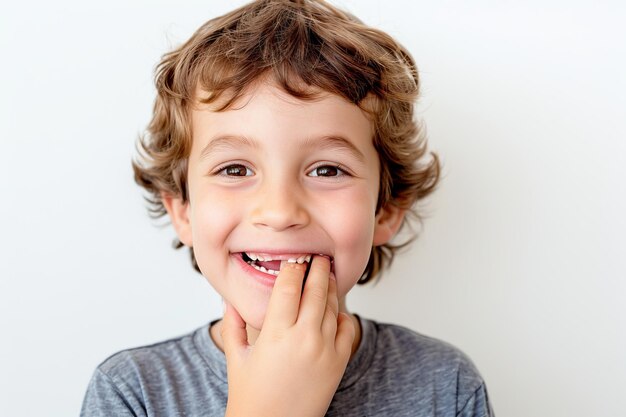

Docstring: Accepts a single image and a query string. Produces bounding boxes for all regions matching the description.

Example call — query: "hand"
[221,255,356,417]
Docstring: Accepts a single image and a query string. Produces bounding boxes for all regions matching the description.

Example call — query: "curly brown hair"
[132,0,440,284]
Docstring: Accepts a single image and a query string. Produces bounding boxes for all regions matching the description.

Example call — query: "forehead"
[190,79,375,149]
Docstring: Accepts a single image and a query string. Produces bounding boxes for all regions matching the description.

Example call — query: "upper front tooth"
[247,253,311,263]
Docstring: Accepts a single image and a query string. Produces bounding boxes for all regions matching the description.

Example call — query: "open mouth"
[239,252,333,276]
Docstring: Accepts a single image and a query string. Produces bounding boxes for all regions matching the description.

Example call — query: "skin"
[162,79,405,416]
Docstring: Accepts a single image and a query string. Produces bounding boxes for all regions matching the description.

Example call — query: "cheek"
[188,191,241,267]
[320,189,377,295]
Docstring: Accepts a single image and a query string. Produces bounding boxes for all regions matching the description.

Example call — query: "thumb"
[220,300,248,360]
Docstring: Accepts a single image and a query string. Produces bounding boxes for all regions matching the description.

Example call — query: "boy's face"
[164,80,403,331]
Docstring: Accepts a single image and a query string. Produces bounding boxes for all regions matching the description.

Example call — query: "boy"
[82,0,493,415]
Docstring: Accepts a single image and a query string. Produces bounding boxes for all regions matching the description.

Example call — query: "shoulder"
[95,326,204,386]
[81,324,222,416]
[374,320,479,373]
[364,318,491,414]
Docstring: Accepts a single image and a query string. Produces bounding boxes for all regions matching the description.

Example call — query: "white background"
[1,1,625,416]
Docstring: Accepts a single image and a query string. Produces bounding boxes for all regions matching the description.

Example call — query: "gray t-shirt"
[81,316,493,416]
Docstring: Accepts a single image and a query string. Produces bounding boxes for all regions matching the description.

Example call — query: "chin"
[235,298,268,332]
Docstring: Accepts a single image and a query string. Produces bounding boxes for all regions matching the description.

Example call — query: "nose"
[249,176,310,231]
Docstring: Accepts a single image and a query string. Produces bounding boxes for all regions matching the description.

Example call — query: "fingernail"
[314,254,332,263]
[280,260,293,270]
[281,259,305,271]
[329,272,336,281]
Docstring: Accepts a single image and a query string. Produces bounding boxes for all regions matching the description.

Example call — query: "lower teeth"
[247,261,279,276]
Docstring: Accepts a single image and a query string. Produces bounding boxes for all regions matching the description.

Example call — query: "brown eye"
[221,164,253,176]
[309,165,344,177]
[318,166,337,176]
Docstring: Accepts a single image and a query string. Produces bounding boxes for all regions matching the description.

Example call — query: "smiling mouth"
[240,252,310,276]
[239,252,333,276]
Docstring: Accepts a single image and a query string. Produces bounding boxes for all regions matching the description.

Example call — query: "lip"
[235,249,333,260]
[232,251,335,288]
[232,252,279,288]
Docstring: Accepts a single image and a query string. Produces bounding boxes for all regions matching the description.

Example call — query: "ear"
[373,204,406,246]
[161,192,193,247]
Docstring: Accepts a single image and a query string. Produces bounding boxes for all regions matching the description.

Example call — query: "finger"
[220,301,248,361]
[321,273,339,338]
[298,255,331,327]
[325,272,339,317]
[335,312,356,360]
[263,261,307,331]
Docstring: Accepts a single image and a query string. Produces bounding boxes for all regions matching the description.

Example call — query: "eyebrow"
[200,134,366,163]
[200,135,258,159]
